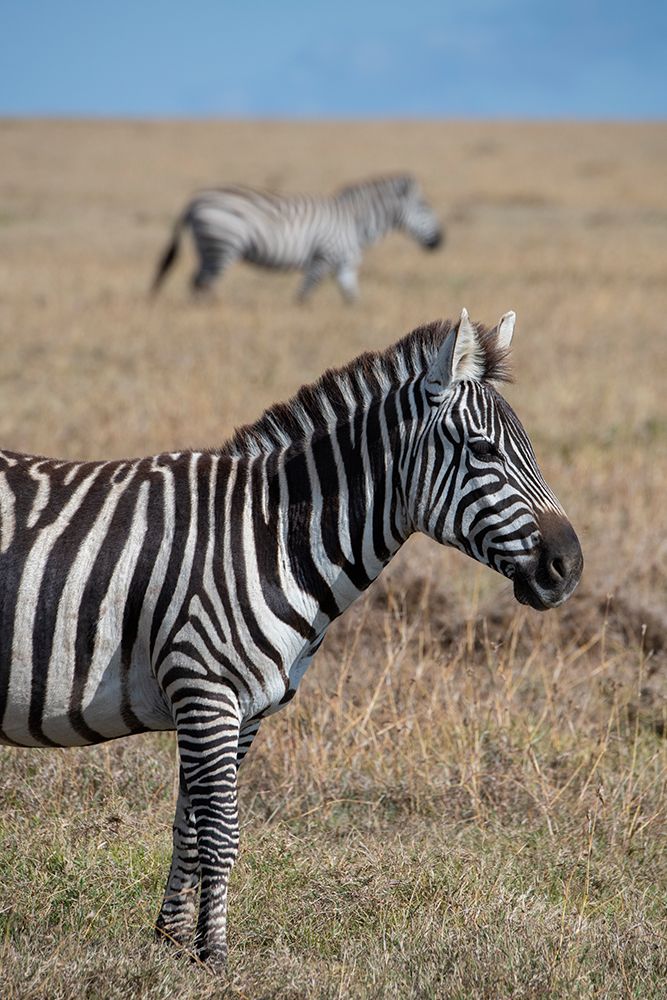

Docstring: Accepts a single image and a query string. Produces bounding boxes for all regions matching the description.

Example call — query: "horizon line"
[1,113,665,125]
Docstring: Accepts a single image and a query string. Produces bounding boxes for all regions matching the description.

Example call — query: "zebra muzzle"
[423,230,443,250]
[513,511,583,611]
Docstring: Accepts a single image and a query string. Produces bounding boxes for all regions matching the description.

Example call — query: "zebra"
[150,174,443,302]
[0,308,582,968]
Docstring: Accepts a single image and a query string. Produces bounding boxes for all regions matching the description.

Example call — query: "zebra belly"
[243,244,312,271]
[0,628,174,747]
[0,643,172,748]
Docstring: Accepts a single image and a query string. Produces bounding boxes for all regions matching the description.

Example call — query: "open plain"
[0,119,666,998]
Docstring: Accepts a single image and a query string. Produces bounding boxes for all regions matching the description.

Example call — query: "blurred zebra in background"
[151,174,443,302]
[0,309,582,967]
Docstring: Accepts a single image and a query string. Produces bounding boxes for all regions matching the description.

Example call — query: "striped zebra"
[150,174,442,302]
[0,308,582,968]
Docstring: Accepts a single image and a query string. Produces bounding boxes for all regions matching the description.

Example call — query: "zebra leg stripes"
[297,258,359,304]
[296,254,332,303]
[156,716,261,950]
[156,766,200,946]
[171,684,241,968]
[335,262,360,303]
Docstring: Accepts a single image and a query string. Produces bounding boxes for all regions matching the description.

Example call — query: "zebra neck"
[337,192,398,248]
[355,206,396,247]
[256,403,411,626]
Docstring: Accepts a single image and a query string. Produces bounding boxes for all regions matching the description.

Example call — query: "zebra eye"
[468,438,498,460]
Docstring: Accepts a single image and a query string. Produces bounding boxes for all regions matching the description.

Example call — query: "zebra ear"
[425,308,484,397]
[494,310,516,352]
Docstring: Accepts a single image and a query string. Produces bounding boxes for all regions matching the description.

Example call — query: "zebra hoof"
[193,940,228,970]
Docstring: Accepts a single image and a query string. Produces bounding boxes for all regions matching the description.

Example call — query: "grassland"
[0,119,666,999]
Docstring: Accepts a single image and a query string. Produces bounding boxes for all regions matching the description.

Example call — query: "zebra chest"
[261,631,327,718]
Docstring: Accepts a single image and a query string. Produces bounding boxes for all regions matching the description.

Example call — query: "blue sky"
[1,1,665,118]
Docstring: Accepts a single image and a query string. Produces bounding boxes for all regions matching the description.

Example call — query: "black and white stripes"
[0,309,582,965]
[151,174,442,301]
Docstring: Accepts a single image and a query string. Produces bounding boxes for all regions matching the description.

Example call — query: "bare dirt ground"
[0,119,666,998]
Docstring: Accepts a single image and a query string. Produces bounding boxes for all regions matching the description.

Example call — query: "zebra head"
[407,309,582,610]
[398,178,443,250]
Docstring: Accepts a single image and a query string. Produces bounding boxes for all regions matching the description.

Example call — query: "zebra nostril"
[537,511,584,597]
[549,556,566,582]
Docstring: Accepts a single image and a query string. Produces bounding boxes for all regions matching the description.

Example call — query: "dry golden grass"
[0,119,666,998]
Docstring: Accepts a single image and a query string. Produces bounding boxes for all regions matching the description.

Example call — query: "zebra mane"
[221,320,512,459]
[334,173,417,202]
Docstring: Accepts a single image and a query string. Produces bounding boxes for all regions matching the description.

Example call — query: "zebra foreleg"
[236,717,262,769]
[155,715,255,955]
[176,698,241,968]
[335,263,360,304]
[296,257,332,303]
[155,765,199,947]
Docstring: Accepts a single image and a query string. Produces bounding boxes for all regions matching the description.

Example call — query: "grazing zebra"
[0,308,582,968]
[150,174,442,302]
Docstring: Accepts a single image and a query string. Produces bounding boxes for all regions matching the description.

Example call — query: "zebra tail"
[150,214,186,296]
